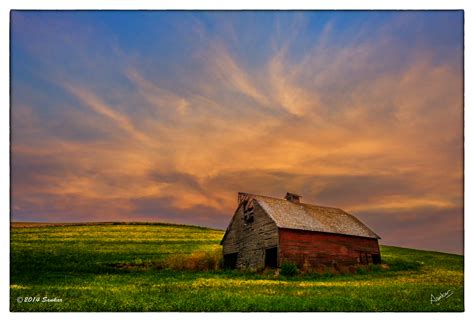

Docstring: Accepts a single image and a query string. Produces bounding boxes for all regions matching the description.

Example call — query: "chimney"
[285,192,301,203]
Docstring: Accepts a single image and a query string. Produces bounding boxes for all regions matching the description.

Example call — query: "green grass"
[10,223,464,312]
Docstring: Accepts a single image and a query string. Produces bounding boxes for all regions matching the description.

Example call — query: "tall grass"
[10,224,464,312]
[156,248,222,271]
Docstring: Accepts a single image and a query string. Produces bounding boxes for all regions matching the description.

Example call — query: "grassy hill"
[10,222,464,312]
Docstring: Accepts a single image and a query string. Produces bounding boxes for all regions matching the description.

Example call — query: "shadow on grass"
[99,256,425,283]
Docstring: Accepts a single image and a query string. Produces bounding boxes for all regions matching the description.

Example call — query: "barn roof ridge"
[240,192,380,239]
[239,191,346,211]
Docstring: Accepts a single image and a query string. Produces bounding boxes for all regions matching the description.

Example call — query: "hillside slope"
[10,223,464,312]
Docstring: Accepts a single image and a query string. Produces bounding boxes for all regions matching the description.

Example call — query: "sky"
[10,11,464,254]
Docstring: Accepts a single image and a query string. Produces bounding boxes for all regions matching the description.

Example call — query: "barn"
[220,192,381,270]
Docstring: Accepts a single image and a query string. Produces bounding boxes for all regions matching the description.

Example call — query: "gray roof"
[252,194,380,239]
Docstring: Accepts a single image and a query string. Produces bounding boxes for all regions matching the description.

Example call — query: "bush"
[280,261,298,277]
[356,265,368,274]
[367,263,382,272]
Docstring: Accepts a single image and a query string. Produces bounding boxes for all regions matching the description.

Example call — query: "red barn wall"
[279,228,380,267]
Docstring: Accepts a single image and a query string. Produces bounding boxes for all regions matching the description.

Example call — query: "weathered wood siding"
[222,200,279,270]
[279,228,380,267]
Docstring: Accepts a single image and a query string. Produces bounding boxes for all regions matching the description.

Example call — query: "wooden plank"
[279,228,381,266]
[222,199,279,270]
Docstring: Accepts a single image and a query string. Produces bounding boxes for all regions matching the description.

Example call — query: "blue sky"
[11,11,464,253]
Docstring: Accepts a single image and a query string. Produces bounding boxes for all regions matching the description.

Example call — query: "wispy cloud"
[11,11,463,253]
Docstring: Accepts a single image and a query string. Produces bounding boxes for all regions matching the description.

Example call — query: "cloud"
[357,206,463,254]
[63,83,155,146]
[129,195,229,228]
[207,44,271,108]
[10,12,463,253]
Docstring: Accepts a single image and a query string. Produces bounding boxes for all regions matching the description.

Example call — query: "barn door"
[223,252,238,269]
[372,254,381,264]
[265,247,278,268]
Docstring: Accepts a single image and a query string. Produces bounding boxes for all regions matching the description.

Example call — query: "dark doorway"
[372,253,381,264]
[223,252,238,269]
[265,247,278,268]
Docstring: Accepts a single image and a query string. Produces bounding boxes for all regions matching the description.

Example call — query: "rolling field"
[10,223,464,312]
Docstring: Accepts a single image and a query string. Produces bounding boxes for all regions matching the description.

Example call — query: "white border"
[1,1,471,322]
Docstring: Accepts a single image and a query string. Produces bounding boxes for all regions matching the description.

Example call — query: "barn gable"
[220,195,279,269]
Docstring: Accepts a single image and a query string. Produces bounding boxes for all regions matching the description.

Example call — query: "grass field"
[10,222,464,312]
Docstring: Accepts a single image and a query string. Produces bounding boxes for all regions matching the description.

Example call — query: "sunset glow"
[11,11,463,253]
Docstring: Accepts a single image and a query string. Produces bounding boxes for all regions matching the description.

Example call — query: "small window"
[243,200,254,224]
[244,212,254,224]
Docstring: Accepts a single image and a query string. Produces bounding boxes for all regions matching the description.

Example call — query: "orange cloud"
[11,12,463,253]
